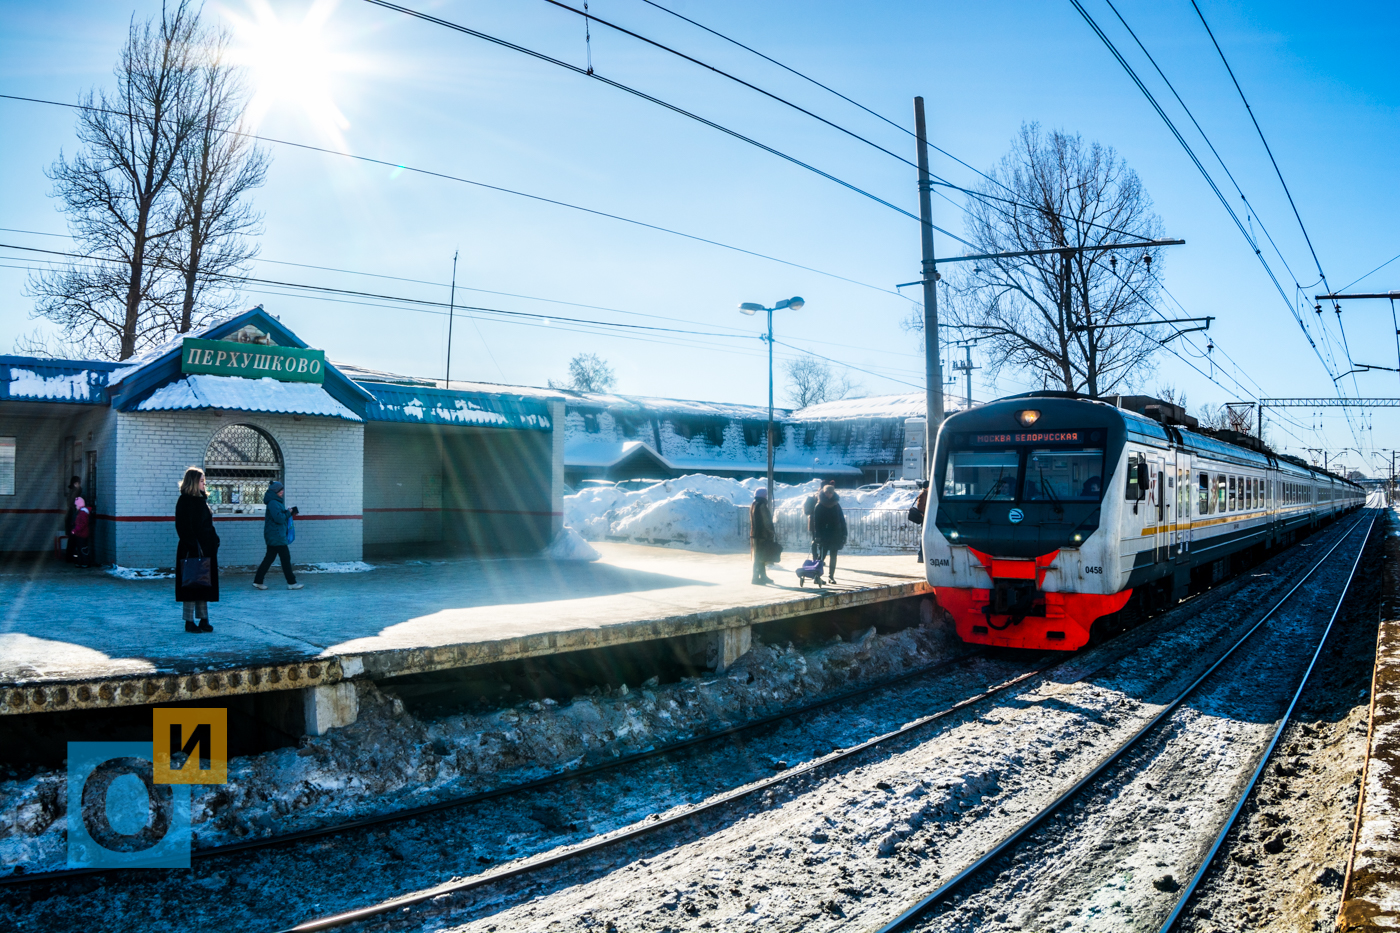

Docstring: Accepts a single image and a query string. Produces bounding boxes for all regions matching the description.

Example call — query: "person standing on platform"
[750,487,776,586]
[70,496,93,567]
[175,467,219,633]
[253,481,302,590]
[812,484,848,584]
[803,486,820,561]
[64,476,81,563]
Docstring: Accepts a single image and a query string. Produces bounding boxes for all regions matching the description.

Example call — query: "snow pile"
[564,474,921,551]
[545,526,601,561]
[106,566,173,580]
[300,561,376,574]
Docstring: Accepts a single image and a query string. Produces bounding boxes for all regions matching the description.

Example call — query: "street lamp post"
[740,296,805,500]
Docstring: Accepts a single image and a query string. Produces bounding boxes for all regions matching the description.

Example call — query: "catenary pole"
[446,250,459,386]
[767,307,775,500]
[914,97,944,480]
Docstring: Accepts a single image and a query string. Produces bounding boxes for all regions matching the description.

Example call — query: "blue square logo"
[67,742,191,870]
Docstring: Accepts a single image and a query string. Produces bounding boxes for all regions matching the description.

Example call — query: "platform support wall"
[714,625,752,673]
[304,682,358,735]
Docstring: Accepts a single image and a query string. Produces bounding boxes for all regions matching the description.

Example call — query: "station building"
[0,307,564,567]
[559,390,948,488]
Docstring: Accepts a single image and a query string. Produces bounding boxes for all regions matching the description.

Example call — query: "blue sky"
[1,0,1398,472]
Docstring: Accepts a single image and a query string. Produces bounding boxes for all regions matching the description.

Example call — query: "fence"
[737,507,921,551]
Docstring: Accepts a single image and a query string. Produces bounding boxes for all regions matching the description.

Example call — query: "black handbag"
[762,539,783,564]
[181,541,212,589]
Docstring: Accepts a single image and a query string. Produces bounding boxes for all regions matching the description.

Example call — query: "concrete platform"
[0,544,930,716]
[1341,513,1400,931]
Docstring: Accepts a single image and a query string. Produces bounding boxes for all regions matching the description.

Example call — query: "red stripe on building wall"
[363,507,564,517]
[95,514,363,522]
[0,509,65,515]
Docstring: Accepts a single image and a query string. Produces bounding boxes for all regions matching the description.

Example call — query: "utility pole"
[913,96,944,480]
[951,341,979,412]
[446,250,459,387]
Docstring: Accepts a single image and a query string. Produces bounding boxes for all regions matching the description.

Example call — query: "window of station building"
[581,412,601,433]
[1023,448,1104,501]
[1198,472,1211,514]
[803,426,817,448]
[0,436,14,496]
[204,423,282,515]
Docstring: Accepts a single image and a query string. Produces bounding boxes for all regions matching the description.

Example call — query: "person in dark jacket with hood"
[812,484,848,583]
[749,487,776,585]
[175,467,219,633]
[253,480,302,590]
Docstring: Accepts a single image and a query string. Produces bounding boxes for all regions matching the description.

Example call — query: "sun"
[225,0,351,144]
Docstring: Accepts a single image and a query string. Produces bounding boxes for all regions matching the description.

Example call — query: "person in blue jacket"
[253,481,303,590]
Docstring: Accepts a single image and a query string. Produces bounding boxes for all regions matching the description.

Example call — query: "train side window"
[1198,473,1210,515]
[1126,452,1148,501]
[1249,477,1256,509]
[1227,476,1236,511]
[1244,477,1251,509]
[1215,475,1226,513]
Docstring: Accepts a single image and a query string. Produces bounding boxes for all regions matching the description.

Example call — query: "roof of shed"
[361,383,552,431]
[0,357,121,405]
[136,375,362,421]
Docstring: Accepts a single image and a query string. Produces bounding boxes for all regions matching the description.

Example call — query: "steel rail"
[876,510,1374,933]
[277,662,1065,932]
[1159,509,1378,931]
[1,645,1004,887]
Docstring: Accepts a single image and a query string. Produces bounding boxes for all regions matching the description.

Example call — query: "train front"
[923,394,1130,650]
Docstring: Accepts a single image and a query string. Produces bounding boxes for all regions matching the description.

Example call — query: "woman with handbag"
[175,467,220,633]
[749,487,776,586]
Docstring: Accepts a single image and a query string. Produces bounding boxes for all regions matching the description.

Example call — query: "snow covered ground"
[563,475,921,552]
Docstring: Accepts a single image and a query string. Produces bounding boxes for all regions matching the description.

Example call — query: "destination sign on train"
[971,430,1084,445]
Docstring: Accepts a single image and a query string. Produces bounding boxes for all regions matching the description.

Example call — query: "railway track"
[879,509,1377,932]
[265,514,1372,933]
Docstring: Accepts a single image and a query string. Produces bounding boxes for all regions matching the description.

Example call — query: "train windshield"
[942,450,1018,499]
[1022,448,1105,502]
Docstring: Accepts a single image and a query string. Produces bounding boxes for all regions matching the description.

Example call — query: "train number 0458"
[1085,566,1104,574]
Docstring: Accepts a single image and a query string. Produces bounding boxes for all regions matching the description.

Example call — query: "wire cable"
[0,92,916,301]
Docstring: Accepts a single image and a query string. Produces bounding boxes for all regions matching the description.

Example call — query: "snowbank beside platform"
[564,474,921,552]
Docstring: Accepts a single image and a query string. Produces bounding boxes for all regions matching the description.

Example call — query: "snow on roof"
[567,391,784,421]
[335,361,568,401]
[135,375,362,421]
[565,440,667,468]
[0,359,117,404]
[106,315,231,388]
[362,383,552,430]
[792,393,929,421]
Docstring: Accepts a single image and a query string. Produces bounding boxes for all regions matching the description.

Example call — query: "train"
[922,392,1367,651]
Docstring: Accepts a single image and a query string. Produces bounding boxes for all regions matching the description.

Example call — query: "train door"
[1150,453,1169,563]
[1174,450,1192,561]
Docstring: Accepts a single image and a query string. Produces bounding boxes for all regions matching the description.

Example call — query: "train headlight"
[1072,533,1083,542]
[1017,409,1041,427]
[949,530,959,539]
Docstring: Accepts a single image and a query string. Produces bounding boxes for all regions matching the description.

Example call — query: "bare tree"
[1196,402,1253,433]
[549,353,617,393]
[167,28,268,334]
[1155,383,1187,410]
[784,354,858,408]
[940,124,1166,397]
[29,2,203,360]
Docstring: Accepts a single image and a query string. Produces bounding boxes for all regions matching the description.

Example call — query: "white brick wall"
[112,410,363,567]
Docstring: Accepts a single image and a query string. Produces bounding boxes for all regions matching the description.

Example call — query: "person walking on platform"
[812,484,848,584]
[175,467,219,633]
[64,475,81,563]
[253,481,302,590]
[750,487,776,586]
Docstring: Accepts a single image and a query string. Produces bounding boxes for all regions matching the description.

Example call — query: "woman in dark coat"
[812,484,848,584]
[175,467,220,633]
[749,487,775,586]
